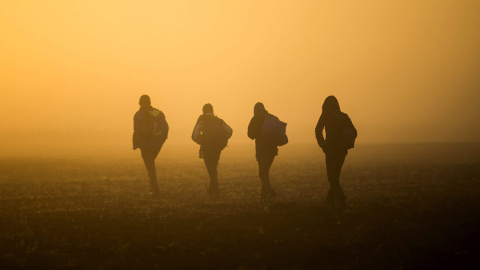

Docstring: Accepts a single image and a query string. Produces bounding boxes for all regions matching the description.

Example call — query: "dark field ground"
[1,143,480,269]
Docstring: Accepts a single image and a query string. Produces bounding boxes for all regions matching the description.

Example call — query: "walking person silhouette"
[248,102,288,200]
[315,96,357,212]
[133,95,169,195]
[192,104,233,198]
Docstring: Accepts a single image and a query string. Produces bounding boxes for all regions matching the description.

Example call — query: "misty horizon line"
[1,141,480,159]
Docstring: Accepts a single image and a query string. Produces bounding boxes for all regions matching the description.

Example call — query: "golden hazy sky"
[1,1,479,155]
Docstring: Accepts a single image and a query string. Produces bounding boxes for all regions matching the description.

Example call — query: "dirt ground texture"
[1,143,479,269]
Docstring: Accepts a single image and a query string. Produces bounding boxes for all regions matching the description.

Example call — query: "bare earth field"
[0,143,479,269]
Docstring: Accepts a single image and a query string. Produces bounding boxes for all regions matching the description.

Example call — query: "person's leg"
[151,147,161,193]
[152,147,161,160]
[334,151,347,206]
[325,153,335,205]
[258,155,275,199]
[326,151,347,207]
[203,149,221,197]
[141,148,160,194]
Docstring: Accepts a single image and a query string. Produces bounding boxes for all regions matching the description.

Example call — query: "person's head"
[254,102,267,116]
[139,95,151,107]
[322,95,340,116]
[202,103,213,114]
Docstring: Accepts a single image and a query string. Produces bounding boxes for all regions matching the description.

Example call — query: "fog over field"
[1,144,480,269]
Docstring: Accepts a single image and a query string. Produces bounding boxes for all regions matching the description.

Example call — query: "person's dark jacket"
[315,112,356,153]
[191,113,233,151]
[248,110,278,159]
[133,105,168,150]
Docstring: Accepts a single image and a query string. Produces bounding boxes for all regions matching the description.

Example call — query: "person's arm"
[159,112,169,144]
[223,121,233,139]
[315,115,326,151]
[191,117,203,145]
[345,115,357,138]
[247,117,257,140]
[132,112,144,150]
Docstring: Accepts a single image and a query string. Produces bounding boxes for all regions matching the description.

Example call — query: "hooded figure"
[133,95,169,195]
[315,96,356,211]
[248,102,278,199]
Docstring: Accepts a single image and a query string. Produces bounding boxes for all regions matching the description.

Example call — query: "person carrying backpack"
[248,102,288,200]
[315,96,357,212]
[133,95,169,196]
[192,104,233,198]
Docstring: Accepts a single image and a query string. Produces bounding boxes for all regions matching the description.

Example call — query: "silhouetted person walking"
[248,102,288,199]
[192,104,232,198]
[133,95,169,195]
[315,96,357,211]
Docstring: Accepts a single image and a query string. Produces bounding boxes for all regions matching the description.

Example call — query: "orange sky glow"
[1,0,479,156]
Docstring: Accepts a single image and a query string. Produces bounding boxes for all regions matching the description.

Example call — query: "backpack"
[261,114,288,146]
[339,114,357,149]
[202,117,231,150]
[144,109,168,144]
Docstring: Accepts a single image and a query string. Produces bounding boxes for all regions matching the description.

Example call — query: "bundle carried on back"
[133,106,169,150]
[144,109,169,143]
[261,114,288,146]
[192,115,233,151]
[201,116,232,151]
